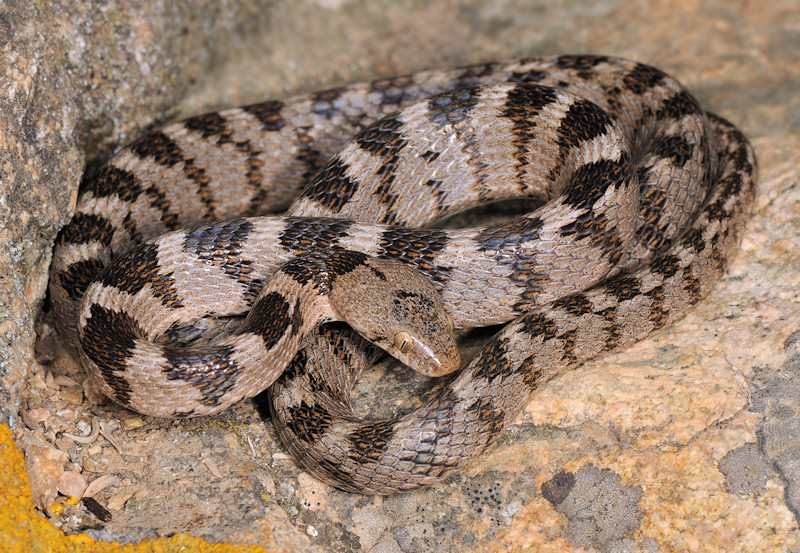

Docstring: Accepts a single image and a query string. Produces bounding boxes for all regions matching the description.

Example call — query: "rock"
[22,440,70,515]
[58,471,87,499]
[0,0,274,425]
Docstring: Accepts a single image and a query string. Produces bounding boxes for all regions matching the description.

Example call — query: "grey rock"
[718,443,775,497]
[542,464,643,552]
[750,341,800,520]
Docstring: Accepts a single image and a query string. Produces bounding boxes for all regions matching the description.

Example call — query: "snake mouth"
[410,336,461,378]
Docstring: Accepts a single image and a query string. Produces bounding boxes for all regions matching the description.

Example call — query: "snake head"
[330,256,460,377]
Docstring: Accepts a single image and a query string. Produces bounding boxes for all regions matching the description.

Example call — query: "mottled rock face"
[3,0,800,551]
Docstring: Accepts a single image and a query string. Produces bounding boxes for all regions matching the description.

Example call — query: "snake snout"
[399,330,461,378]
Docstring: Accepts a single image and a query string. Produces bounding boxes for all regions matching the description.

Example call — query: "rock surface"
[1,0,799,551]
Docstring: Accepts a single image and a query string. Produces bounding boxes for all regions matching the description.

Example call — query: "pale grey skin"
[77,248,459,417]
[50,56,757,493]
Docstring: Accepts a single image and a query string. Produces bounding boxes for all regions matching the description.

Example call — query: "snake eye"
[394,331,413,353]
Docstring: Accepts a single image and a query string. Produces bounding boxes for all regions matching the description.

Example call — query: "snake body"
[50,55,757,494]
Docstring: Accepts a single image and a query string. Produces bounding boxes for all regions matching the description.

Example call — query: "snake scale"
[50,55,757,495]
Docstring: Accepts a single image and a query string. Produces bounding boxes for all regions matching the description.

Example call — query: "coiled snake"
[50,55,757,495]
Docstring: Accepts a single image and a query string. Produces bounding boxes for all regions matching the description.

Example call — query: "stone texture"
[0,0,275,426]
[1,0,799,551]
[22,438,69,515]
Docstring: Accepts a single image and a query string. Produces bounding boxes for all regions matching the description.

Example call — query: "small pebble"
[306,525,318,537]
[202,456,224,478]
[23,443,69,514]
[27,407,52,424]
[60,386,84,405]
[120,417,145,430]
[58,471,87,499]
[54,375,80,387]
[45,371,58,390]
[106,491,134,512]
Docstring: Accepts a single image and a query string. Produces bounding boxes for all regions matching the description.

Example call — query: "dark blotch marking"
[304,157,360,213]
[556,156,630,266]
[296,142,330,184]
[635,184,670,252]
[243,100,285,131]
[605,275,642,302]
[552,293,594,316]
[357,112,406,155]
[374,181,399,224]
[465,396,506,435]
[238,291,292,349]
[99,243,181,308]
[515,313,560,385]
[128,130,216,216]
[502,84,559,180]
[379,227,451,283]
[473,338,512,381]
[622,63,667,95]
[455,61,501,86]
[557,328,580,365]
[420,150,440,162]
[503,83,559,120]
[682,268,705,304]
[281,249,369,292]
[58,258,107,301]
[561,156,629,211]
[729,132,755,174]
[82,166,144,202]
[347,422,395,463]
[80,304,137,404]
[353,112,408,210]
[519,312,559,342]
[656,91,701,120]
[290,298,305,337]
[508,69,547,84]
[593,305,622,350]
[311,86,350,118]
[278,217,352,255]
[680,227,707,254]
[184,112,232,143]
[478,216,549,300]
[274,347,306,384]
[130,131,185,167]
[645,285,669,326]
[161,344,242,407]
[286,401,334,444]
[555,55,609,71]
[370,74,415,106]
[650,254,683,278]
[554,100,614,167]
[58,213,115,247]
[652,135,693,167]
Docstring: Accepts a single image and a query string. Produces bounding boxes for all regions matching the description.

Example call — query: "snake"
[49,55,757,495]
